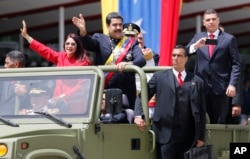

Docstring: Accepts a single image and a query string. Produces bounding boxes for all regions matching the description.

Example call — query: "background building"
[0,0,249,67]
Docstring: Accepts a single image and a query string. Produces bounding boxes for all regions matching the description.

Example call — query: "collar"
[172,69,186,80]
[109,35,121,43]
[207,29,219,39]
[110,38,120,43]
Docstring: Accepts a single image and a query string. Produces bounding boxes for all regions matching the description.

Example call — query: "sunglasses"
[65,42,77,46]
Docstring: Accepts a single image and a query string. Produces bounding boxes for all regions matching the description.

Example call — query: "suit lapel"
[213,31,225,55]
[185,72,195,94]
[201,46,210,60]
[166,69,176,94]
[200,32,210,60]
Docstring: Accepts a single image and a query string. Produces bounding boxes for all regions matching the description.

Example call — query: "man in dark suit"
[0,51,29,115]
[134,45,206,159]
[186,9,241,124]
[72,12,146,109]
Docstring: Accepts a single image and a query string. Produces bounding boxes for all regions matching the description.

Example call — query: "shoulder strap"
[104,37,136,87]
[105,36,135,65]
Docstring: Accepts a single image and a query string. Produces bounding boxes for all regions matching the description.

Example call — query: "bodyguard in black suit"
[186,9,241,124]
[134,45,206,159]
[72,12,146,109]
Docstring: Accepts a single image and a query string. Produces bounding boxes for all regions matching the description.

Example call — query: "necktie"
[208,34,215,57]
[178,72,183,87]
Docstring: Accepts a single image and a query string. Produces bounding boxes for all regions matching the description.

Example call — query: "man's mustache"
[114,29,122,33]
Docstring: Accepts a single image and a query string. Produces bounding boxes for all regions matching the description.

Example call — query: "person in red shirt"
[20,20,93,113]
[20,20,93,67]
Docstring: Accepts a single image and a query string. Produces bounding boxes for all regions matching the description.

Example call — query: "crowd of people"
[0,8,249,159]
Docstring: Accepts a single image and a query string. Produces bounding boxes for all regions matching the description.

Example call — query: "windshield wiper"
[34,111,72,128]
[0,116,19,127]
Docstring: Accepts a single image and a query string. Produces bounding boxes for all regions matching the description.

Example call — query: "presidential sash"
[105,36,135,87]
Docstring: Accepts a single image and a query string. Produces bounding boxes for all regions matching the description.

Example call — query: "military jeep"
[1,65,250,159]
[0,66,155,159]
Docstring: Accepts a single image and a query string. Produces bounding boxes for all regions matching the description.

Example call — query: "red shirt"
[29,39,91,113]
[30,39,90,66]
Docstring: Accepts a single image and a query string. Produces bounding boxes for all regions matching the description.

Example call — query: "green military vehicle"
[0,65,249,159]
[0,66,155,159]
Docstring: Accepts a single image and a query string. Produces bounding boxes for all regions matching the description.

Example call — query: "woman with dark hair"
[20,20,93,66]
[20,20,93,113]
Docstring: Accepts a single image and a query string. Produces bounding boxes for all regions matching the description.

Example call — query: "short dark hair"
[203,9,219,17]
[6,50,25,67]
[174,45,188,57]
[105,12,123,25]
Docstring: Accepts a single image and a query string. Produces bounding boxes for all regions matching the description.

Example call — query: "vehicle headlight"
[0,144,8,157]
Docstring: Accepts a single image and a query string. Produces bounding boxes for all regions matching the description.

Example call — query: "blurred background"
[0,0,249,70]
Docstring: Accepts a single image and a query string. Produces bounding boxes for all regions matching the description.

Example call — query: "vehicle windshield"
[0,73,95,117]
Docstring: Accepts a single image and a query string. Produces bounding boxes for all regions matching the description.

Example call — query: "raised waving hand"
[72,14,87,36]
[20,20,33,43]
